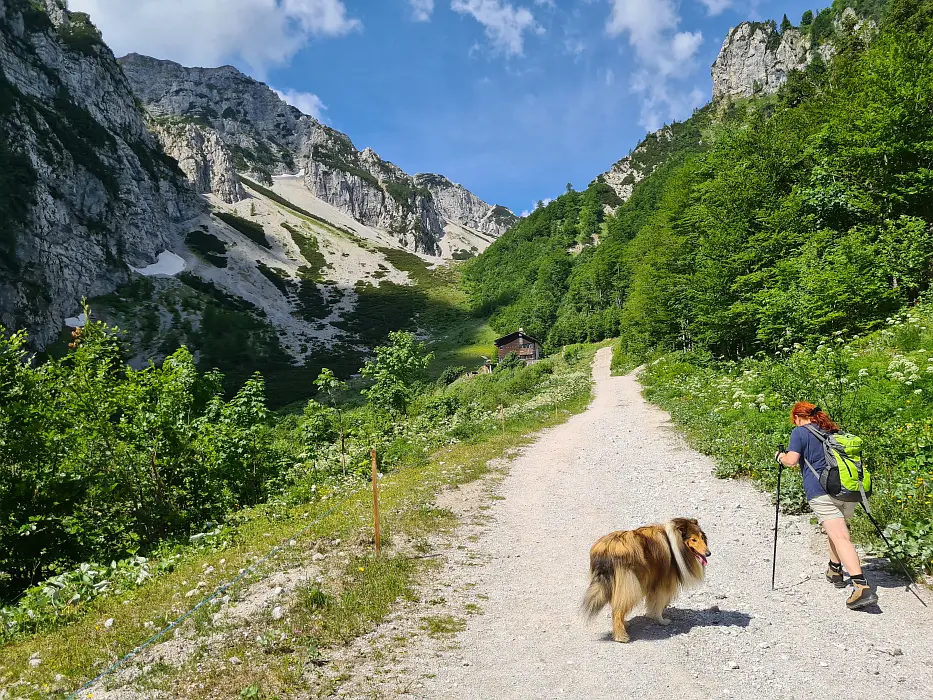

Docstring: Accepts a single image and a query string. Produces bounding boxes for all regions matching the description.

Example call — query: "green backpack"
[803,425,873,510]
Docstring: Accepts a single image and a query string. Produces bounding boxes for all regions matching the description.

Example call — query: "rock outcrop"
[415,173,515,236]
[150,119,245,203]
[591,121,712,206]
[0,0,201,348]
[596,126,674,203]
[118,54,517,254]
[712,23,813,100]
[711,8,873,101]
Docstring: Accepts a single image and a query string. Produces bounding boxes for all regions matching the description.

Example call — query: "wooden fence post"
[499,405,504,434]
[371,448,381,557]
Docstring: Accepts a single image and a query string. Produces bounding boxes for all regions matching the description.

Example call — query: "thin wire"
[65,489,361,700]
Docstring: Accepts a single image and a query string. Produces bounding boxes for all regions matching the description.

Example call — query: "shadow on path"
[596,607,752,644]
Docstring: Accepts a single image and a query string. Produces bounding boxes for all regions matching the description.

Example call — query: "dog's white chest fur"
[663,522,705,589]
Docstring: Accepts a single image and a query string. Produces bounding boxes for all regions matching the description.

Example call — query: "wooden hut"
[494,328,543,365]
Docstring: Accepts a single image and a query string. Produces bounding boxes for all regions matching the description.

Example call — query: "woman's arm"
[777,450,800,467]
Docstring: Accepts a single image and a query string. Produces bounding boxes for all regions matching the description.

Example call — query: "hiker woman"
[775,402,878,610]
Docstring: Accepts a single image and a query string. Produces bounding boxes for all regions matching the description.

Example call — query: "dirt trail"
[369,347,933,700]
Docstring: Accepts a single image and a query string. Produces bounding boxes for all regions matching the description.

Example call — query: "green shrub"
[215,212,270,249]
[640,304,933,574]
[57,11,104,56]
[186,229,228,267]
[0,315,288,600]
[256,260,290,296]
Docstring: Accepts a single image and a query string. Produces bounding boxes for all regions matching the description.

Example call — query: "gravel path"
[394,347,933,700]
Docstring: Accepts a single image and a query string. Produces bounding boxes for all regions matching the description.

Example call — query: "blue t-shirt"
[788,425,830,501]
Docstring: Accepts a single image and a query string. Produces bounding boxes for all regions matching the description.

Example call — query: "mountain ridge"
[118,53,517,255]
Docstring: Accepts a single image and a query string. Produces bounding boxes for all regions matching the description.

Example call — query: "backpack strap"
[801,424,829,486]
[803,424,830,442]
[803,458,823,482]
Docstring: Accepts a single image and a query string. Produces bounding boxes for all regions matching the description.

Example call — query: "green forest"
[464,0,933,359]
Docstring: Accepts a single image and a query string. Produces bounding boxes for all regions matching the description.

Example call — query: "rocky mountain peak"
[120,53,517,252]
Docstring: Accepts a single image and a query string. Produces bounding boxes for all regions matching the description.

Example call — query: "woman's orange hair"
[790,401,839,432]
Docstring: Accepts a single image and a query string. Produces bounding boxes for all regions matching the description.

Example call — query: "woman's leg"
[822,518,862,576]
[827,536,841,564]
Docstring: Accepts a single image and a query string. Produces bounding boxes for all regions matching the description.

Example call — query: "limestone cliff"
[118,54,517,254]
[149,119,245,203]
[711,7,873,101]
[0,0,201,348]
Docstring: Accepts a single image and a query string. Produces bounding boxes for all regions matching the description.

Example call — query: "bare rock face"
[0,0,201,348]
[150,119,245,203]
[710,10,877,101]
[592,126,676,204]
[712,23,812,100]
[118,54,516,254]
[415,173,517,238]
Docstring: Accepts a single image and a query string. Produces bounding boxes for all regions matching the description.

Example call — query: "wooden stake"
[499,405,505,434]
[371,448,381,557]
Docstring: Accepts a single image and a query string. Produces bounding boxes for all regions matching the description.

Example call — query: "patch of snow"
[130,251,186,277]
[273,169,305,179]
[64,313,87,328]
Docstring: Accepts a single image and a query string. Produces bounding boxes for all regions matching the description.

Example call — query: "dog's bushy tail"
[580,560,612,620]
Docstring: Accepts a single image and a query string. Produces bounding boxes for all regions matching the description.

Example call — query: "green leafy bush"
[640,303,933,574]
[215,212,270,249]
[0,314,288,598]
[185,229,228,267]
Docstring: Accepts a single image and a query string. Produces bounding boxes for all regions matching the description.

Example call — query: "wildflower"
[915,389,923,395]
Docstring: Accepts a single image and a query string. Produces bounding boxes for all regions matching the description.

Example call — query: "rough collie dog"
[581,518,710,642]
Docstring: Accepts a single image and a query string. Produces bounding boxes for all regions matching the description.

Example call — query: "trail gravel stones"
[347,347,932,699]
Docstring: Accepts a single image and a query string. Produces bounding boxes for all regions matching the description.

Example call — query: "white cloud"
[408,0,435,21]
[698,0,732,16]
[605,0,705,131]
[69,0,360,76]
[605,68,615,86]
[563,37,586,56]
[274,88,327,120]
[451,0,539,57]
[672,30,703,62]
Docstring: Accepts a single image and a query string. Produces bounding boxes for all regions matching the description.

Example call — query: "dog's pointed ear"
[689,518,699,525]
[675,520,690,538]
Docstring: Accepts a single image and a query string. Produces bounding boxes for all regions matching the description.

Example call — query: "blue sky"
[72,1,820,215]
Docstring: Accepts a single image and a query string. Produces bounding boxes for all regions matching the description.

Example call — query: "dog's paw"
[613,633,630,643]
[653,616,671,626]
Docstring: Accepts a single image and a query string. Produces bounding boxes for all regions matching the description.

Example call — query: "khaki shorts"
[808,495,857,523]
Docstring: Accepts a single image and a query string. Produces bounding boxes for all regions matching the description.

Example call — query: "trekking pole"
[772,445,784,590]
[859,504,927,607]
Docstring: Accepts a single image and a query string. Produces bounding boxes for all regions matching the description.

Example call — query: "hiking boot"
[846,582,879,610]
[825,566,847,589]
